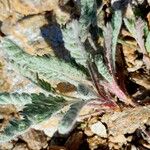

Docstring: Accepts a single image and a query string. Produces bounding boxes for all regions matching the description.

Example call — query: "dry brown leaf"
[122,40,143,72]
[56,82,77,93]
[65,132,83,150]
[131,72,150,90]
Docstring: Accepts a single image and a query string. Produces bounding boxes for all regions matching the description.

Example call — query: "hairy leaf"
[111,10,122,69]
[0,93,32,110]
[94,54,112,82]
[79,0,97,42]
[36,74,55,92]
[98,26,133,105]
[103,23,114,74]
[77,83,98,100]
[145,32,150,53]
[1,38,87,86]
[95,55,133,104]
[23,93,67,123]
[124,18,150,69]
[62,20,88,67]
[0,93,67,142]
[124,18,147,54]
[0,117,31,143]
[58,100,86,134]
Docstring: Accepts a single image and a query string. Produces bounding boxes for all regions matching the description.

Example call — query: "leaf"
[58,100,87,134]
[0,93,67,142]
[145,32,150,53]
[134,18,147,54]
[56,82,76,93]
[62,20,88,67]
[124,18,135,36]
[99,25,134,105]
[103,23,114,74]
[36,74,55,92]
[0,117,31,143]
[0,93,32,110]
[1,38,88,86]
[95,54,133,104]
[79,0,97,42]
[77,83,98,100]
[124,18,147,54]
[111,10,122,69]
[103,10,122,73]
[22,93,67,123]
[124,17,150,69]
[94,54,112,82]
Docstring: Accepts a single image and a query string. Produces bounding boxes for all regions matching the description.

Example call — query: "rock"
[0,0,70,22]
[0,142,14,150]
[147,0,150,5]
[21,129,48,150]
[11,0,59,15]
[87,135,107,150]
[90,121,107,138]
[109,135,127,145]
[102,106,150,137]
[84,127,94,136]
[108,134,129,149]
[13,143,28,150]
[1,14,54,56]
[131,145,138,150]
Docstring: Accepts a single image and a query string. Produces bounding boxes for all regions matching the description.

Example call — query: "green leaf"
[0,117,31,143]
[23,93,67,123]
[124,18,147,54]
[111,10,122,69]
[145,32,150,53]
[1,38,87,86]
[79,0,97,42]
[58,100,86,134]
[0,93,67,142]
[36,73,55,92]
[0,93,32,110]
[124,18,135,36]
[62,20,88,67]
[94,54,112,82]
[77,83,98,100]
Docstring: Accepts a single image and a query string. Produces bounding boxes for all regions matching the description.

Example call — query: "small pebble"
[90,121,107,138]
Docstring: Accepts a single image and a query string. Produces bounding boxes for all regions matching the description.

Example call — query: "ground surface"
[0,0,150,150]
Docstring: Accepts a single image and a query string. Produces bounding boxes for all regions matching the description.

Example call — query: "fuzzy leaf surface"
[145,32,150,53]
[111,10,122,69]
[124,18,147,54]
[94,54,112,82]
[22,93,67,123]
[0,117,31,143]
[1,38,87,86]
[79,0,97,42]
[62,20,88,67]
[0,93,67,142]
[0,93,32,110]
[58,100,86,134]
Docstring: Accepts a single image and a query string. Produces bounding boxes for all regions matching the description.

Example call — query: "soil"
[0,0,150,150]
